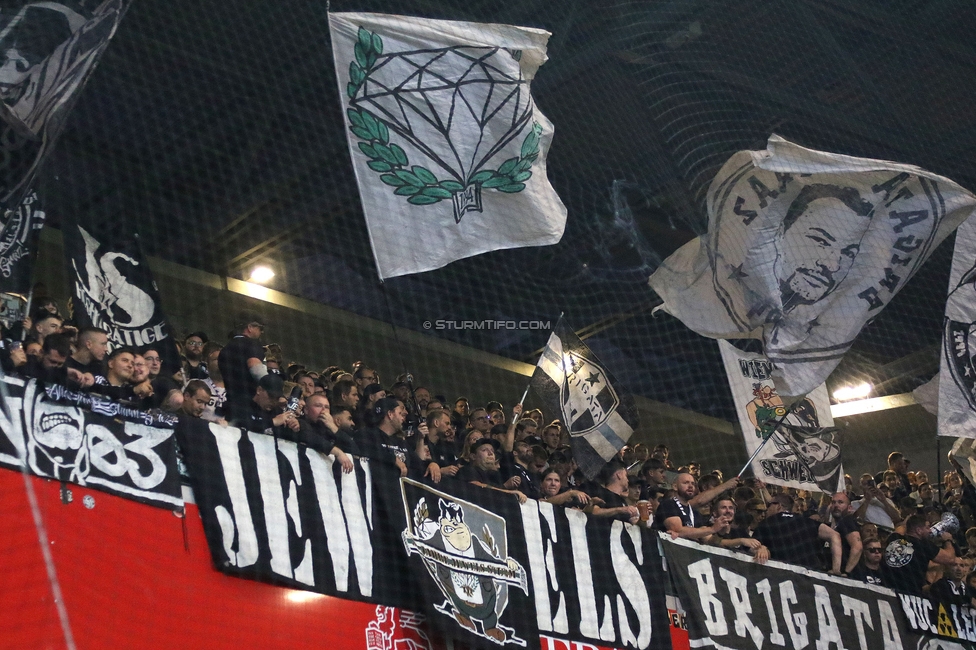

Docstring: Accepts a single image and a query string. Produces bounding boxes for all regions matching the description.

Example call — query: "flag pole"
[512,311,563,425]
[736,403,796,478]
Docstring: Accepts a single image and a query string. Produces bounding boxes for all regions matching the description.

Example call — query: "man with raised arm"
[654,472,742,541]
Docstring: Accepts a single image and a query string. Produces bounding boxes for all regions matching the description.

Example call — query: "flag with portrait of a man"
[650,134,976,398]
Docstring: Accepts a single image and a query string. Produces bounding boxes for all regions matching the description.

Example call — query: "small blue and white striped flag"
[530,320,638,479]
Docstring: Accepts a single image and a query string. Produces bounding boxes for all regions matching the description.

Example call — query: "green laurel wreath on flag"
[346,26,541,207]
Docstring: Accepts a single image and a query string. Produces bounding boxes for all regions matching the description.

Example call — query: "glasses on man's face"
[866,548,882,553]
[144,356,160,363]
[186,341,204,347]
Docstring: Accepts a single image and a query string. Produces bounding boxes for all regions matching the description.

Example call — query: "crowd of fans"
[6,305,976,602]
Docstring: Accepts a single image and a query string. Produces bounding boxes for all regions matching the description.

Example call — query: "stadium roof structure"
[37,0,976,423]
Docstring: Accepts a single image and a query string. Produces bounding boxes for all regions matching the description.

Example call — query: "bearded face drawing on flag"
[773,184,874,319]
[653,136,976,397]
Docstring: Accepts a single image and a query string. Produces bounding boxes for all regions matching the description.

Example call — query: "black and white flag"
[649,134,976,398]
[63,220,180,371]
[530,320,638,479]
[0,376,182,508]
[0,189,44,296]
[718,340,842,493]
[939,216,976,438]
[329,12,567,279]
[0,1,128,210]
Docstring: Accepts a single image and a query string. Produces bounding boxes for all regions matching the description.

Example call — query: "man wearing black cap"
[219,312,268,426]
[229,373,299,435]
[183,332,209,380]
[359,397,426,479]
[458,437,527,503]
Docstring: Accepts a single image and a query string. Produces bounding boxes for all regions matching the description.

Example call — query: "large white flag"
[718,341,841,493]
[939,216,976,437]
[650,135,976,398]
[328,12,567,279]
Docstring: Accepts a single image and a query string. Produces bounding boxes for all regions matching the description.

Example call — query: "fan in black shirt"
[456,438,526,503]
[425,409,459,476]
[89,347,152,404]
[881,514,955,595]
[500,439,545,500]
[284,393,354,473]
[708,496,769,562]
[753,494,841,573]
[587,461,639,523]
[218,314,268,424]
[828,492,863,574]
[227,374,296,434]
[358,398,435,481]
[930,557,971,604]
[66,327,110,388]
[849,538,886,586]
[653,472,742,541]
[10,333,75,385]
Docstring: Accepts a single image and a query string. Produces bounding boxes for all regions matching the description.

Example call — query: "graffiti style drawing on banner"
[0,378,181,508]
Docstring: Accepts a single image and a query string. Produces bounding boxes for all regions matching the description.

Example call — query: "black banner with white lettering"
[178,417,671,650]
[662,535,976,650]
[399,478,673,649]
[63,219,180,373]
[0,377,182,508]
[176,417,417,606]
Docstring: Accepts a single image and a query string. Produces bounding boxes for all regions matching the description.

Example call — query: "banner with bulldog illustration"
[177,415,671,650]
[0,376,181,508]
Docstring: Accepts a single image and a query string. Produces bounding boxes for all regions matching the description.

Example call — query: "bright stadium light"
[248,265,275,284]
[284,590,323,603]
[833,383,872,401]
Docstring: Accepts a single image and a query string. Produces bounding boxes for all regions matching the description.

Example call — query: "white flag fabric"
[328,12,567,279]
[913,375,939,416]
[650,135,976,397]
[718,341,841,493]
[951,437,976,485]
[938,216,976,437]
